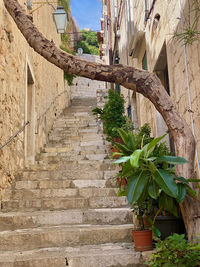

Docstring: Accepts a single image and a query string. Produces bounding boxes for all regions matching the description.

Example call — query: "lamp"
[26,1,67,34]
[52,6,68,34]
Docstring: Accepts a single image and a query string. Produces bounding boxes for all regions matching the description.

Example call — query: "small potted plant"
[131,201,156,251]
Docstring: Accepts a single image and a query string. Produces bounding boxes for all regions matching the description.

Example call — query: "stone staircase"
[0,97,149,267]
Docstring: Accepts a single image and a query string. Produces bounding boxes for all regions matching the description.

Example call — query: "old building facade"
[0,0,72,199]
[101,0,200,177]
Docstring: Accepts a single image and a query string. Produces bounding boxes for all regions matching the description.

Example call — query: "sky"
[70,0,102,31]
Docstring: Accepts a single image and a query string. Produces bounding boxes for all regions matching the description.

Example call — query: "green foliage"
[147,233,200,267]
[113,129,197,229]
[173,0,200,45]
[92,89,134,142]
[75,30,99,55]
[60,46,76,86]
[64,72,76,86]
[81,30,99,46]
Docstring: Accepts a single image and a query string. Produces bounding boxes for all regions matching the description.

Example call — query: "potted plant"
[131,200,158,251]
[92,89,134,144]
[113,128,198,251]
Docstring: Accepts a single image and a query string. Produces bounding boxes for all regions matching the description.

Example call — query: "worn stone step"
[0,208,132,231]
[36,153,108,162]
[0,248,66,267]
[0,224,133,251]
[48,135,104,144]
[0,243,151,267]
[13,179,116,190]
[4,188,118,200]
[43,147,108,155]
[1,196,128,212]
[66,243,151,267]
[20,169,118,181]
[27,159,118,172]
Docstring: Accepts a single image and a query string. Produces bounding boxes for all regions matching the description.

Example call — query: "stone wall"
[111,0,200,175]
[0,1,71,199]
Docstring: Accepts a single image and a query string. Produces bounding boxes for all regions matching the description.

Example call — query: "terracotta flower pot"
[111,146,121,159]
[132,229,153,252]
[117,177,127,187]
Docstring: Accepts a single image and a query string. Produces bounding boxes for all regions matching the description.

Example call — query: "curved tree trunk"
[3,0,200,239]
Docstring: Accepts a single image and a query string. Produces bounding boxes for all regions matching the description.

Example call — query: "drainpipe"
[178,0,200,177]
[145,0,149,21]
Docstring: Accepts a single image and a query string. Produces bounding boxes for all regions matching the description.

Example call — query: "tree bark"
[3,0,200,239]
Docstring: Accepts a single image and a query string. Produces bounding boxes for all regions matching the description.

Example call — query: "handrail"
[0,121,30,150]
[35,89,70,134]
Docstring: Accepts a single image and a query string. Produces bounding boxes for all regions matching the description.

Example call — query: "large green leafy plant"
[92,89,133,142]
[114,128,198,224]
[147,233,200,267]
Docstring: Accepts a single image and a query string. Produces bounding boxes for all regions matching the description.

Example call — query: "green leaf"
[186,185,197,198]
[130,149,143,168]
[127,171,149,203]
[159,193,178,217]
[118,128,129,144]
[126,132,136,151]
[111,152,124,158]
[177,183,186,203]
[148,181,159,199]
[153,169,178,198]
[155,156,188,165]
[121,161,133,176]
[187,178,200,183]
[153,226,161,238]
[113,156,130,164]
[117,189,127,197]
[113,142,132,154]
[175,176,189,185]
[143,134,166,157]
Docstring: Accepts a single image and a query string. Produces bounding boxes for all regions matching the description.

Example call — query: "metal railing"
[0,121,30,150]
[35,89,70,134]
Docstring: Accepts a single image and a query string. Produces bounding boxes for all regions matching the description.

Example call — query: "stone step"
[27,159,118,172]
[0,208,132,231]
[48,133,104,142]
[42,147,108,156]
[4,188,118,201]
[20,169,118,181]
[47,139,105,147]
[1,196,128,212]
[36,154,108,163]
[13,179,116,190]
[66,243,150,267]
[0,243,150,267]
[52,121,98,129]
[0,224,133,251]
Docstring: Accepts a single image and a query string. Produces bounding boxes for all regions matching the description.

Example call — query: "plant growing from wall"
[173,0,200,45]
[58,1,77,85]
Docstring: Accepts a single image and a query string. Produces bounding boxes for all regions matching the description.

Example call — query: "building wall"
[104,0,200,175]
[0,1,70,198]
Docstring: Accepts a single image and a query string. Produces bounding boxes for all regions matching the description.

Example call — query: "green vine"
[173,0,200,45]
[57,0,77,85]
